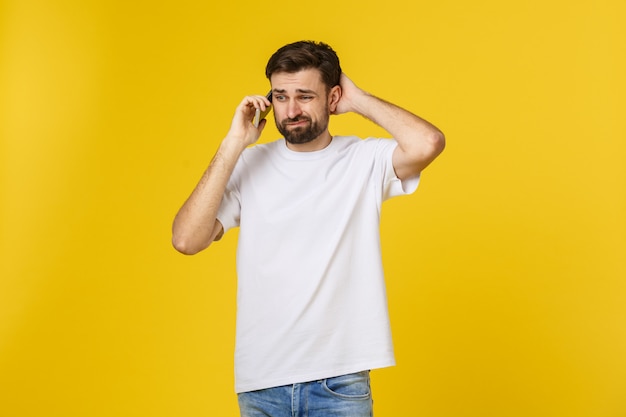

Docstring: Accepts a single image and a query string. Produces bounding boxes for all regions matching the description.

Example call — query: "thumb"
[258,117,267,130]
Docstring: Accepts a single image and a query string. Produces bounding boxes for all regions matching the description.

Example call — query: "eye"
[300,96,313,101]
[274,94,286,102]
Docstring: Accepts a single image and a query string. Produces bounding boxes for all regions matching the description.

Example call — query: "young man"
[172,41,445,417]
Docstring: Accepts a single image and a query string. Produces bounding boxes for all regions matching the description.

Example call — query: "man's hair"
[265,41,342,91]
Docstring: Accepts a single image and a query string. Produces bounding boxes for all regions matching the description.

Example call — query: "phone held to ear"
[253,91,273,128]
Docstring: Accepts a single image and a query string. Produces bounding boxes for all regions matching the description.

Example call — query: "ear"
[328,85,341,113]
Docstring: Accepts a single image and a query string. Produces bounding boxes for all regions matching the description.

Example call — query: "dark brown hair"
[265,41,342,91]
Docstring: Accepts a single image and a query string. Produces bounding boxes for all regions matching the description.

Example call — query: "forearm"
[172,137,246,255]
[355,93,441,147]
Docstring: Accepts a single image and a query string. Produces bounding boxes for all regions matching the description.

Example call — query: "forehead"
[270,68,325,93]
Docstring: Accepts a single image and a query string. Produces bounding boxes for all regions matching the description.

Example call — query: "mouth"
[284,118,310,127]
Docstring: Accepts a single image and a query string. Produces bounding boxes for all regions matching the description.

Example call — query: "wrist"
[220,134,249,156]
[349,90,376,118]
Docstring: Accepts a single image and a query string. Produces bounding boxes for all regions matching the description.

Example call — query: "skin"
[271,69,340,151]
[172,68,445,255]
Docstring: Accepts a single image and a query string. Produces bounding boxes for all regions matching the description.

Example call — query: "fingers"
[227,94,271,145]
[240,94,272,114]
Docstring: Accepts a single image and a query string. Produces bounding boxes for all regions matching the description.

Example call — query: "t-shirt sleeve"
[216,163,242,234]
[379,139,420,201]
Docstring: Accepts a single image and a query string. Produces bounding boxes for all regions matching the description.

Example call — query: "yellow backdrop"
[1,0,625,416]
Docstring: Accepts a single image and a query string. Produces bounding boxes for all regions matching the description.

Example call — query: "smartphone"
[253,91,273,128]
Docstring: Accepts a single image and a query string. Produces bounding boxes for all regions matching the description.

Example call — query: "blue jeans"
[238,371,373,417]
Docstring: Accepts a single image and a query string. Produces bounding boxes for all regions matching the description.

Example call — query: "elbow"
[172,238,196,255]
[394,128,446,179]
[430,129,446,157]
[413,129,445,162]
[172,234,207,256]
[172,218,221,255]
[410,130,446,173]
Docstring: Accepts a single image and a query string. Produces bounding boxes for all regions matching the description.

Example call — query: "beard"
[276,107,329,145]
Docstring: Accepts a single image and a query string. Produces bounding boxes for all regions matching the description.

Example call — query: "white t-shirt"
[217,136,419,393]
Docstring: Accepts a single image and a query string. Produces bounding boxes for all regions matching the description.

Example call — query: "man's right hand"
[226,94,272,147]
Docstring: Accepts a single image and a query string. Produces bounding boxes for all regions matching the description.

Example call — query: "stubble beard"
[277,106,330,145]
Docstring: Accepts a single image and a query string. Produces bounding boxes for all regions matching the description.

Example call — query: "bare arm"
[172,95,271,255]
[334,74,445,180]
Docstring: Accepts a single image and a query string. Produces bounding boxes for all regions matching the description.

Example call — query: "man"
[172,40,445,417]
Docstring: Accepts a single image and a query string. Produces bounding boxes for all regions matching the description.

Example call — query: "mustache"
[282,116,311,124]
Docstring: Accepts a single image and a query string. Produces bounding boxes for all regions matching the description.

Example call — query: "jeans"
[238,371,373,417]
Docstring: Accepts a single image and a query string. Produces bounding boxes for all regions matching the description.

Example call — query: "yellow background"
[1,0,625,416]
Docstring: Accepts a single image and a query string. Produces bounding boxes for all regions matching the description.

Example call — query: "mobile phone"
[253,91,273,128]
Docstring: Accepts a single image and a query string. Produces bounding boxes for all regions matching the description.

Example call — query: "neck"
[285,131,333,152]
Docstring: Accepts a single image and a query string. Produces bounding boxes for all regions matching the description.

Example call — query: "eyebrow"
[272,88,318,95]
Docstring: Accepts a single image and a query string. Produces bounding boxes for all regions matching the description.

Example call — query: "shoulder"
[245,138,284,155]
[239,139,284,162]
[335,136,398,156]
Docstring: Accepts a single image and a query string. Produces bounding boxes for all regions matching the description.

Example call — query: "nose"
[286,99,302,119]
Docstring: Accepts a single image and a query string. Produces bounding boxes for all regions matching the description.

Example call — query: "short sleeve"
[216,165,242,234]
[380,139,420,201]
